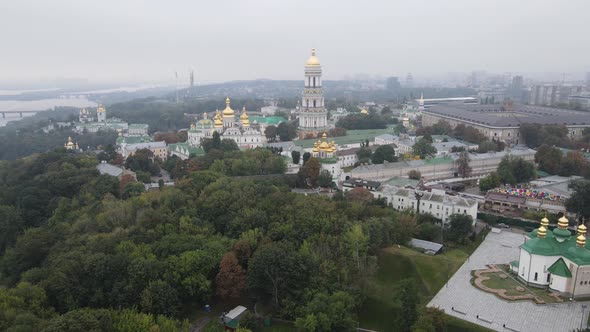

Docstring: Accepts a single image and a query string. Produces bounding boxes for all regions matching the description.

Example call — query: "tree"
[215,252,246,299]
[371,145,397,164]
[446,214,473,244]
[304,158,321,187]
[566,179,590,223]
[479,172,500,192]
[140,280,179,316]
[535,144,562,174]
[412,139,437,159]
[395,279,418,332]
[93,174,119,199]
[456,151,472,178]
[497,156,535,185]
[345,187,374,204]
[318,170,333,188]
[221,139,240,152]
[264,125,277,142]
[0,206,24,253]
[356,147,373,164]
[247,242,309,308]
[408,170,421,180]
[125,149,160,174]
[412,307,447,332]
[277,122,297,141]
[294,291,357,332]
[291,150,301,164]
[122,182,145,199]
[302,152,311,165]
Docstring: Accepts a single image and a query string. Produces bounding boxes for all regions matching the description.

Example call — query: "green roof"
[318,157,338,164]
[521,230,590,265]
[249,116,287,125]
[510,260,519,267]
[295,128,397,148]
[169,142,204,156]
[547,258,572,277]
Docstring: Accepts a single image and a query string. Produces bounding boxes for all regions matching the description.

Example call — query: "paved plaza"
[428,230,590,332]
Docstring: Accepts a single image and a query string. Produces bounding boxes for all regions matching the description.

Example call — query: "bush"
[408,170,421,180]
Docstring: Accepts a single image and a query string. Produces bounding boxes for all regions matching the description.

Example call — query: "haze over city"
[2,0,589,84]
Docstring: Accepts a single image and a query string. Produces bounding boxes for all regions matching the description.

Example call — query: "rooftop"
[295,128,396,148]
[425,103,590,128]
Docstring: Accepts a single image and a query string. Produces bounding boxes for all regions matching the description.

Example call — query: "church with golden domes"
[187,97,266,149]
[298,48,329,139]
[514,216,590,298]
[310,132,341,177]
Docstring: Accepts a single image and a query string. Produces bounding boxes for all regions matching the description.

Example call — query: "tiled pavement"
[428,231,590,332]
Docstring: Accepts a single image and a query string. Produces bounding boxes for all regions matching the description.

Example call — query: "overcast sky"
[1,0,588,84]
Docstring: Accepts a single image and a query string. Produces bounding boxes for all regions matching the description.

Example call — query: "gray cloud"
[0,0,588,83]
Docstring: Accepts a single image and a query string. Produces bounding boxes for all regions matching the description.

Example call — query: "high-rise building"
[405,73,414,88]
[386,76,401,90]
[298,48,328,138]
[508,75,525,102]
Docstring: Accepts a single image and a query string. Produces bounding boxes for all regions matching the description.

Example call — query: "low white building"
[128,124,149,136]
[374,134,398,146]
[374,185,478,224]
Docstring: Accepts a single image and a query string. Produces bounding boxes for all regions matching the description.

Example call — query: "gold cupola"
[240,106,250,127]
[577,224,587,247]
[214,110,223,128]
[222,97,234,117]
[306,48,320,66]
[579,224,587,236]
[577,234,586,247]
[538,226,547,238]
[541,216,549,228]
[360,108,368,115]
[558,216,569,229]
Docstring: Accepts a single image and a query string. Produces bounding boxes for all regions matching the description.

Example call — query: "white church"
[187,98,266,149]
[514,216,590,298]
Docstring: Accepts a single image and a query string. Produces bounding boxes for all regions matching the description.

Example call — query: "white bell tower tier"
[298,48,328,138]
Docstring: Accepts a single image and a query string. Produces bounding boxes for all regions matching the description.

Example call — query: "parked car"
[497,223,510,229]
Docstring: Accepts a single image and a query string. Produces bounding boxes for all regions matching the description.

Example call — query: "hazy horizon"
[2,0,589,85]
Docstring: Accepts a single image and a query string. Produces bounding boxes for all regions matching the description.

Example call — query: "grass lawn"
[359,233,492,332]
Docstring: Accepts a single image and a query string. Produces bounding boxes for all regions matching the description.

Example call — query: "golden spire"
[558,216,569,229]
[579,224,587,236]
[222,97,234,117]
[240,106,249,127]
[541,216,549,228]
[322,132,327,139]
[214,110,223,128]
[538,226,547,238]
[577,234,586,247]
[306,48,320,66]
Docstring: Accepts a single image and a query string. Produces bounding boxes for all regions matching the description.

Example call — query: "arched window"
[313,100,316,107]
[313,77,316,87]
[546,273,551,282]
[534,272,538,281]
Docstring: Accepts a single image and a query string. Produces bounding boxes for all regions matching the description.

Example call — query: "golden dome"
[306,48,320,66]
[541,217,549,227]
[319,141,330,150]
[240,107,250,127]
[558,216,569,229]
[222,97,234,117]
[360,109,368,115]
[577,234,586,247]
[322,132,328,139]
[312,147,319,153]
[579,224,587,235]
[538,226,547,238]
[97,104,106,113]
[214,110,223,128]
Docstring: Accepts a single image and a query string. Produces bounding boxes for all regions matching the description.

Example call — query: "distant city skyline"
[1,0,589,85]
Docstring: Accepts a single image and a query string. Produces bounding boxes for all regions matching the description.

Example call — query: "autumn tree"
[215,252,246,299]
[345,187,374,205]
